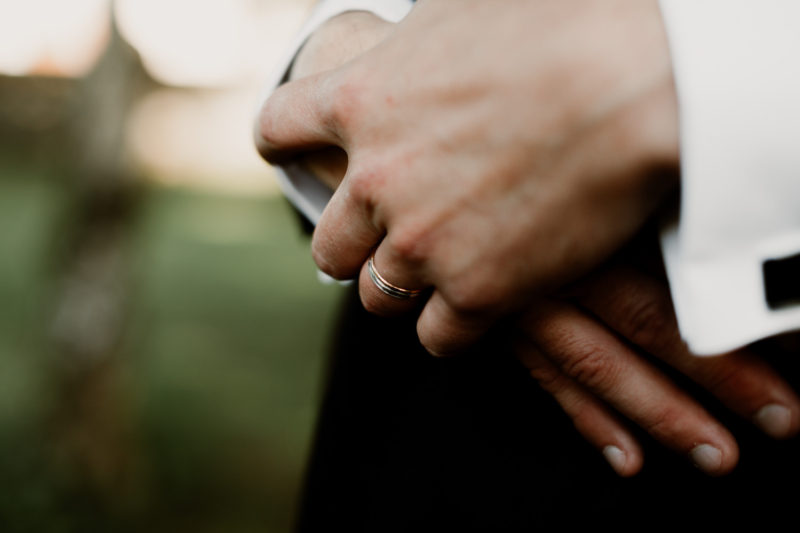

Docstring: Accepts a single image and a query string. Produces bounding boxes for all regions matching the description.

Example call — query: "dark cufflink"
[763,252,800,310]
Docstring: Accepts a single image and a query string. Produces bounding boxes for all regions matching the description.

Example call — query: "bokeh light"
[0,0,110,76]
[115,0,313,88]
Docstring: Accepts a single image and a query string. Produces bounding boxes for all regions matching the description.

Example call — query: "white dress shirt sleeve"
[658,1,800,355]
[258,0,413,226]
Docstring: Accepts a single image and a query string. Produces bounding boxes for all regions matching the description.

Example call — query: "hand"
[284,10,393,191]
[256,0,681,356]
[260,6,800,477]
[514,262,800,476]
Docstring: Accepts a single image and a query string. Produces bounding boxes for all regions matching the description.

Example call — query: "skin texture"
[256,3,800,476]
[258,0,680,355]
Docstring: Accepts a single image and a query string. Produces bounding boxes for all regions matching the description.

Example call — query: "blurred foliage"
[0,11,340,530]
[0,171,341,531]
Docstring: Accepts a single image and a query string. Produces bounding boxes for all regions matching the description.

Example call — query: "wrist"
[628,15,680,194]
[589,1,681,200]
[622,70,680,187]
[555,0,680,236]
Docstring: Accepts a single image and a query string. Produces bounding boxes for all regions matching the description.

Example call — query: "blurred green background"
[0,1,341,531]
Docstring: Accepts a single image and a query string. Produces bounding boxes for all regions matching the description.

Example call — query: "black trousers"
[297,288,800,531]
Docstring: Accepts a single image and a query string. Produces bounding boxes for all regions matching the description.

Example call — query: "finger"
[514,340,643,477]
[310,166,385,280]
[416,292,495,357]
[574,266,800,439]
[521,300,739,476]
[357,238,429,317]
[255,72,343,163]
[358,252,426,317]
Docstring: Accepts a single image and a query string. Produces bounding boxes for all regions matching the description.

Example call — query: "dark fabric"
[288,200,315,236]
[296,287,800,531]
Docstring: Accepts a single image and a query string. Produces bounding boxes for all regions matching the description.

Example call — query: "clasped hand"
[255,1,800,476]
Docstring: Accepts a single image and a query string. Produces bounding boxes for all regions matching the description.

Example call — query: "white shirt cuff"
[659,0,800,354]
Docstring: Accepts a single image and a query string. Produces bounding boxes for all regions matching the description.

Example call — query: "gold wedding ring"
[367,252,424,300]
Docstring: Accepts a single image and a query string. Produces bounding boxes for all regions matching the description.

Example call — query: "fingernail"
[603,445,627,475]
[689,444,722,474]
[754,404,793,439]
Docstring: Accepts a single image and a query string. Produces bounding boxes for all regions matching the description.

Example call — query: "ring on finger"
[367,252,424,300]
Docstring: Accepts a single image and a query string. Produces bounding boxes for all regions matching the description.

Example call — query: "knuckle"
[445,264,529,317]
[329,74,366,131]
[387,225,430,266]
[346,166,379,205]
[446,288,494,317]
[640,404,684,441]
[619,293,674,353]
[560,342,620,393]
[346,154,405,211]
[443,271,507,317]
